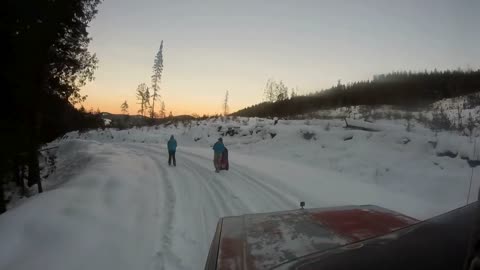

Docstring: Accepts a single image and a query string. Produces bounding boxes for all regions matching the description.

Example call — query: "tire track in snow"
[131,147,180,270]
[129,144,226,269]
[126,144,225,216]
[125,143,299,269]
[179,149,298,211]
[130,143,251,216]
[180,156,253,215]
[230,167,297,210]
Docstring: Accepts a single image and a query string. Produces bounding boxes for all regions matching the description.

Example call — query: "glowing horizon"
[80,0,480,115]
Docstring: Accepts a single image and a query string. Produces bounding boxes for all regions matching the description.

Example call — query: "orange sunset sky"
[80,0,479,116]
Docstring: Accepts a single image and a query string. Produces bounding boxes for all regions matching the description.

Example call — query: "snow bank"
[2,114,479,270]
[52,116,479,216]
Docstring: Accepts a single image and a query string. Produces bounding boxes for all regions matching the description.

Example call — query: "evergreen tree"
[145,87,151,109]
[159,101,166,118]
[121,100,129,114]
[2,0,102,205]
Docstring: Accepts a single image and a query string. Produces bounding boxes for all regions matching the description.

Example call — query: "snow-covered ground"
[1,115,479,270]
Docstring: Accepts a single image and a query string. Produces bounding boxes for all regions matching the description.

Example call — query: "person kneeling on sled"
[167,135,177,166]
[213,138,225,172]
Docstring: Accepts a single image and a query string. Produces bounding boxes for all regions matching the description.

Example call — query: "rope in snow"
[467,136,478,205]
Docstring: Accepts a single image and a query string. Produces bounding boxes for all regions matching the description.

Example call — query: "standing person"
[167,135,177,166]
[212,138,225,173]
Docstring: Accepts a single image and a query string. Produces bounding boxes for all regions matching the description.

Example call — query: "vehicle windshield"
[1,1,479,270]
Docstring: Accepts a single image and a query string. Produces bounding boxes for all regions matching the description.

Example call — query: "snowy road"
[0,139,472,270]
[0,141,301,270]
[125,143,299,270]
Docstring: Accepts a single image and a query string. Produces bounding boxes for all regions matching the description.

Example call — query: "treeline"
[234,69,480,117]
[1,0,103,213]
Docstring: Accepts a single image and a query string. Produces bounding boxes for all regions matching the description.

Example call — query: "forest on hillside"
[234,70,480,117]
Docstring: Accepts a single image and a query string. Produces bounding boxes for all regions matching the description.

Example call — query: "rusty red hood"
[205,205,418,270]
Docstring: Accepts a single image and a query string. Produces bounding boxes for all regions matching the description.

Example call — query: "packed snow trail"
[0,139,472,270]
[0,141,300,270]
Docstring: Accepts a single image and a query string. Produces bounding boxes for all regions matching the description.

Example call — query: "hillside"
[234,70,480,117]
[101,113,195,128]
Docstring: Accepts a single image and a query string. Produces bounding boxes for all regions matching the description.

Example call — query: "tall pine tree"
[151,41,164,118]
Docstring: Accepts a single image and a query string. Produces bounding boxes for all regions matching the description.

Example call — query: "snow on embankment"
[53,116,480,218]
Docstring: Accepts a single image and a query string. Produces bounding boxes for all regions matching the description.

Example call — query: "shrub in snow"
[371,111,383,120]
[358,106,373,121]
[416,112,429,127]
[324,122,331,131]
[299,129,316,140]
[435,134,459,158]
[466,93,480,108]
[224,127,240,137]
[399,137,411,144]
[404,112,414,132]
[430,108,452,131]
[465,112,479,137]
[391,111,402,119]
[455,105,464,131]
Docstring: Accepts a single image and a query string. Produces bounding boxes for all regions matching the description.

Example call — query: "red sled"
[220,148,229,170]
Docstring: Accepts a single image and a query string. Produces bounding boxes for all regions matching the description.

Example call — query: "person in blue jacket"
[212,138,225,172]
[167,135,177,166]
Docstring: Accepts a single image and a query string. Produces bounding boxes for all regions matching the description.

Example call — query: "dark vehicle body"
[205,203,479,270]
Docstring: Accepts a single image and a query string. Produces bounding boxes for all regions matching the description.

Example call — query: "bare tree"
[136,83,149,116]
[223,90,229,116]
[264,79,276,102]
[264,79,288,102]
[290,88,297,99]
[151,40,164,118]
[275,81,288,102]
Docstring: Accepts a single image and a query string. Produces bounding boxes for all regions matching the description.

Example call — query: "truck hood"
[212,205,418,269]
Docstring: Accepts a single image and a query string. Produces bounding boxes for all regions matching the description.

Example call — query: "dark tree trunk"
[27,110,42,193]
[0,178,6,214]
[27,148,42,193]
[14,158,27,197]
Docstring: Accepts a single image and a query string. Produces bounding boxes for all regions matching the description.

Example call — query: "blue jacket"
[167,138,177,152]
[213,141,225,153]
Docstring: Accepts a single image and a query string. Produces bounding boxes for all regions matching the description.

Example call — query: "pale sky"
[82,0,480,115]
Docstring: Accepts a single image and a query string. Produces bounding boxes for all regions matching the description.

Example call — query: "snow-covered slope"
[0,116,479,270]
